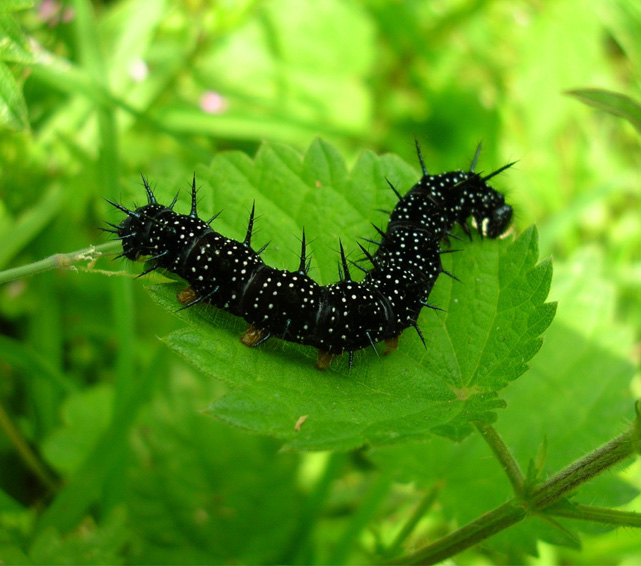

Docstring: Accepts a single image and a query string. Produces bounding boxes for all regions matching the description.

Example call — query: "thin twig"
[0,241,121,285]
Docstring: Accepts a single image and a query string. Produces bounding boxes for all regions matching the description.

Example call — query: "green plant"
[1,1,639,564]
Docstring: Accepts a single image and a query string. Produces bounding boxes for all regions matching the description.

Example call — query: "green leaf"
[40,384,114,475]
[530,514,582,550]
[35,352,165,534]
[187,0,375,140]
[0,546,31,564]
[0,184,63,270]
[126,372,302,564]
[0,335,75,394]
[0,14,34,64]
[526,435,548,485]
[0,60,29,131]
[0,488,23,513]
[502,248,638,477]
[370,247,637,557]
[1,502,38,563]
[565,88,641,134]
[138,139,554,450]
[0,0,34,12]
[29,507,129,565]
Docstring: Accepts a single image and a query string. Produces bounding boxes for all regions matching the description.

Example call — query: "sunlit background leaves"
[0,0,639,564]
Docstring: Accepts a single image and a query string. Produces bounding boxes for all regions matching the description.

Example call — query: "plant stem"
[329,473,393,564]
[549,504,641,527]
[386,501,527,565]
[0,401,60,493]
[384,483,442,558]
[0,242,121,285]
[529,426,640,509]
[386,413,640,565]
[474,421,525,496]
[279,452,347,564]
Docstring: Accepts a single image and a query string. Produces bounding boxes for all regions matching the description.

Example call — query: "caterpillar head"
[480,202,513,238]
[466,162,514,238]
[465,180,513,238]
[410,141,514,239]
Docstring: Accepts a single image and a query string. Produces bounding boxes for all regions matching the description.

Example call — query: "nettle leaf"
[0,1,35,13]
[127,372,302,565]
[40,384,114,475]
[0,61,29,131]
[28,507,129,565]
[142,139,554,450]
[370,247,637,556]
[0,14,33,64]
[565,88,641,134]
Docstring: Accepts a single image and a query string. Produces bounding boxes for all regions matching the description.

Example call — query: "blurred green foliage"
[0,0,639,564]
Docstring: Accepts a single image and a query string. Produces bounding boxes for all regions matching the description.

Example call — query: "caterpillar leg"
[177,286,198,305]
[384,336,400,355]
[241,325,271,348]
[316,350,337,371]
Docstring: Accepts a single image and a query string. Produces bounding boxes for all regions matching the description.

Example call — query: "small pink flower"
[38,0,74,26]
[39,0,59,20]
[200,91,228,114]
[61,6,75,22]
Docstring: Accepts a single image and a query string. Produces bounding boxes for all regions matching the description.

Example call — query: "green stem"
[386,413,640,565]
[384,483,441,558]
[329,473,393,565]
[529,426,640,509]
[386,501,527,565]
[474,421,525,496]
[548,504,641,527]
[0,402,60,493]
[279,452,347,564]
[0,242,121,285]
[34,350,167,534]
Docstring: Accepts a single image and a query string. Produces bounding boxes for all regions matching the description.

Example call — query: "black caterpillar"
[106,143,513,370]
